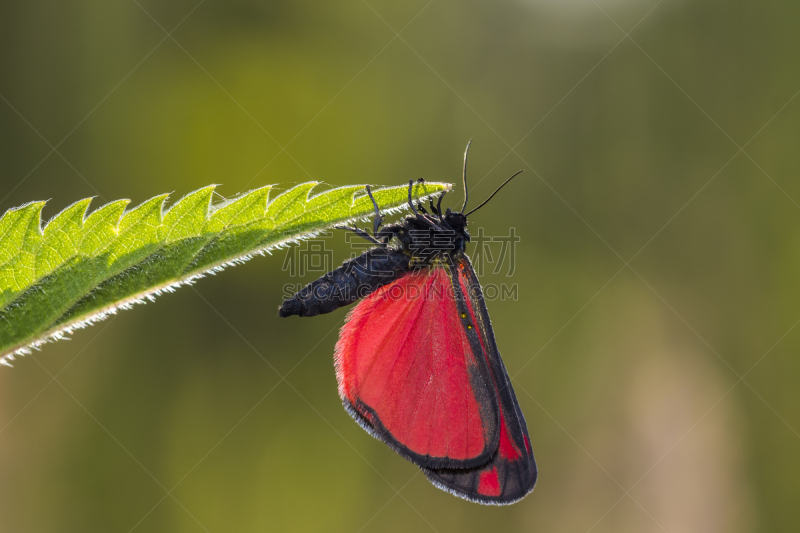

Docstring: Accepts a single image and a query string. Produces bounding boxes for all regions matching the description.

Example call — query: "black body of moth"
[278,181,469,318]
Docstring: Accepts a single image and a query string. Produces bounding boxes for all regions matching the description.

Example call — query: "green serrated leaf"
[37,199,92,277]
[80,200,130,256]
[0,202,46,309]
[0,202,44,267]
[159,185,215,243]
[0,181,451,363]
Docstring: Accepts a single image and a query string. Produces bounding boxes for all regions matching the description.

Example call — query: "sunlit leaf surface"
[0,181,450,363]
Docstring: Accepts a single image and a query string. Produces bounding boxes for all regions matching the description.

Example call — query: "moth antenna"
[464,169,524,216]
[461,139,473,213]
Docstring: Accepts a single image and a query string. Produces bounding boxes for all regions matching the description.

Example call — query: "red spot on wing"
[478,467,502,497]
[336,268,494,463]
[498,412,522,460]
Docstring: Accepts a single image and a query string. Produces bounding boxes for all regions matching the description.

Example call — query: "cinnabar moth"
[280,143,536,504]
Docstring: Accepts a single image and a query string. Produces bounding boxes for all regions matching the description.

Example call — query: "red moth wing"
[335,267,500,469]
[423,256,537,504]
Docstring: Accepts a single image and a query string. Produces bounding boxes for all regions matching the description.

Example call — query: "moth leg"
[364,185,384,237]
[377,225,403,246]
[428,198,438,215]
[407,180,437,228]
[417,177,446,220]
[415,180,429,214]
[333,225,381,245]
[407,180,420,217]
[416,177,429,214]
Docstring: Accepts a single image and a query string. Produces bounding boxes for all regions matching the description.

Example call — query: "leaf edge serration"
[0,181,451,365]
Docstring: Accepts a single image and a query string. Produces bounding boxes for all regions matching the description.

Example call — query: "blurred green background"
[2,0,799,531]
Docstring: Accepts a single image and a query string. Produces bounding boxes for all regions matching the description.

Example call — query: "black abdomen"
[279,247,410,317]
